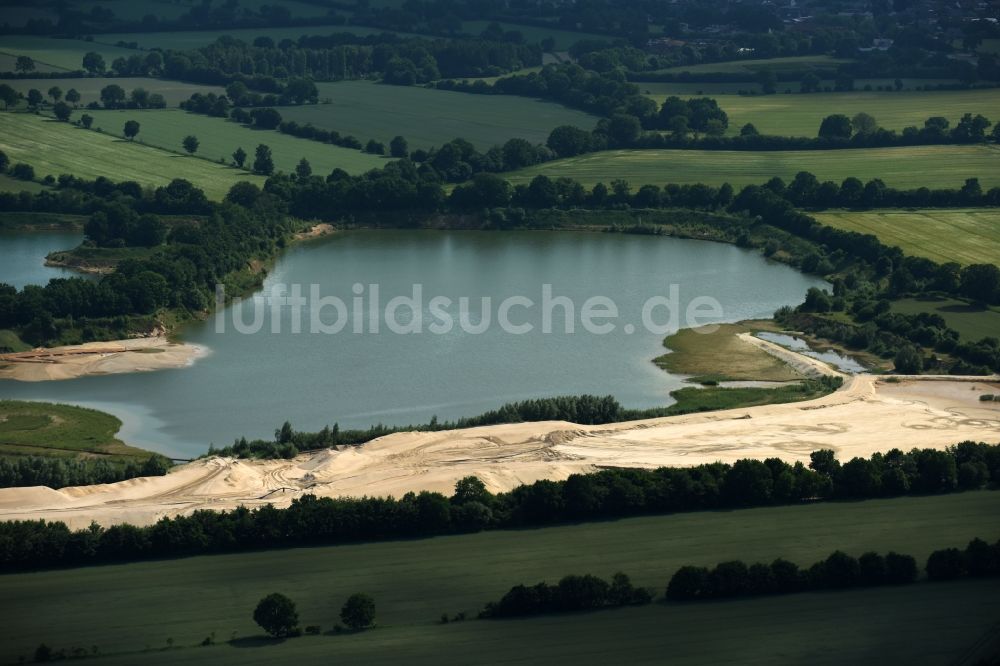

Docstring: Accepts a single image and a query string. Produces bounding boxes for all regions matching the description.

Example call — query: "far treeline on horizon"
[0,0,1000,664]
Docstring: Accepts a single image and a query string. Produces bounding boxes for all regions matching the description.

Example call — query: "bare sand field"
[0,373,996,528]
[0,336,204,381]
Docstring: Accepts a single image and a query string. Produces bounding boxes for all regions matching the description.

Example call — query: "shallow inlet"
[0,229,826,458]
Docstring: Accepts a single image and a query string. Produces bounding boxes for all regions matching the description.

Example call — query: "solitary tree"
[818,114,853,140]
[232,147,247,168]
[26,89,43,109]
[82,51,106,74]
[389,135,409,158]
[851,112,878,136]
[340,593,376,630]
[53,101,72,122]
[80,113,94,129]
[253,593,299,638]
[295,158,312,179]
[182,135,199,155]
[15,55,34,73]
[123,120,141,141]
[47,86,62,103]
[0,83,18,109]
[100,84,126,108]
[65,88,81,106]
[253,144,274,175]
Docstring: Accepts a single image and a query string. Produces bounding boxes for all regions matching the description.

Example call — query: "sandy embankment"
[1,369,997,528]
[0,337,205,382]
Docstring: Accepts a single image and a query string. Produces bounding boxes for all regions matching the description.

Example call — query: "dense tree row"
[666,550,919,601]
[480,572,652,619]
[0,443,995,572]
[0,455,171,489]
[667,536,999,602]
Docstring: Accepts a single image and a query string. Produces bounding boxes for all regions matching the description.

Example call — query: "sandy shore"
[0,336,205,382]
[1,373,996,528]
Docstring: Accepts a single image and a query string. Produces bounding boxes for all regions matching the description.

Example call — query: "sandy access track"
[0,372,997,528]
[0,337,205,381]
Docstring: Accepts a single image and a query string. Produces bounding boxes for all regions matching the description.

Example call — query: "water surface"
[756,331,868,373]
[0,230,85,289]
[0,230,825,457]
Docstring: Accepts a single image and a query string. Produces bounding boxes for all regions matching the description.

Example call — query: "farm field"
[812,208,1000,266]
[282,80,600,149]
[0,52,64,74]
[0,400,151,459]
[891,297,1000,341]
[83,109,389,175]
[0,35,138,71]
[635,78,960,98]
[462,19,604,50]
[505,145,1000,190]
[3,77,225,106]
[73,580,1000,665]
[2,490,998,663]
[0,113,264,199]
[670,88,1000,137]
[0,173,46,193]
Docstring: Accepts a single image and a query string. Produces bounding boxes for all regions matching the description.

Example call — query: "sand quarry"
[0,358,997,528]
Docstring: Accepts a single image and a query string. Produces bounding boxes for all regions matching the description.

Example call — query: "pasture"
[1,490,998,663]
[0,113,264,199]
[812,208,1000,266]
[505,145,1000,190]
[3,77,225,106]
[636,78,961,98]
[891,297,1000,341]
[282,80,600,149]
[653,55,852,75]
[71,0,332,22]
[663,88,1000,138]
[0,36,138,71]
[83,109,389,175]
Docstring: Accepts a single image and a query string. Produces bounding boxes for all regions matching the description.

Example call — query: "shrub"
[926,548,966,581]
[340,593,376,631]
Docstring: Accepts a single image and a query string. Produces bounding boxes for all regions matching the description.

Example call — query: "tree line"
[0,455,171,489]
[0,442,995,572]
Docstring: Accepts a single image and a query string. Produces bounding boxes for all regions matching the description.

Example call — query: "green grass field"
[281,80,599,149]
[72,0,332,22]
[3,77,225,107]
[505,145,1000,190]
[654,55,852,75]
[892,297,1000,341]
[651,88,1000,138]
[83,109,389,176]
[636,78,961,98]
[0,112,264,199]
[0,400,151,459]
[1,491,998,663]
[0,36,138,71]
[812,208,1000,265]
[462,20,604,50]
[0,174,46,193]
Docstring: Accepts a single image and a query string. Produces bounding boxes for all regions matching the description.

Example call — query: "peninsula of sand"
[1,369,996,528]
[0,336,205,382]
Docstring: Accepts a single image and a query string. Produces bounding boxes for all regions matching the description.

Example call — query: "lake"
[0,230,825,458]
[0,229,85,289]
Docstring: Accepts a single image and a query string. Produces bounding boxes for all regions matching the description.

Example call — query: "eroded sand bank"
[1,374,996,528]
[0,337,205,382]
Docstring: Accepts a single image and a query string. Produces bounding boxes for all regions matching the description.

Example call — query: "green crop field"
[0,174,46,193]
[505,145,1000,190]
[636,78,961,98]
[3,78,225,107]
[83,109,389,176]
[0,400,151,459]
[0,112,264,199]
[279,80,599,149]
[0,52,64,74]
[660,88,1000,138]
[812,208,1000,265]
[891,297,1000,341]
[0,36,138,71]
[2,491,998,663]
